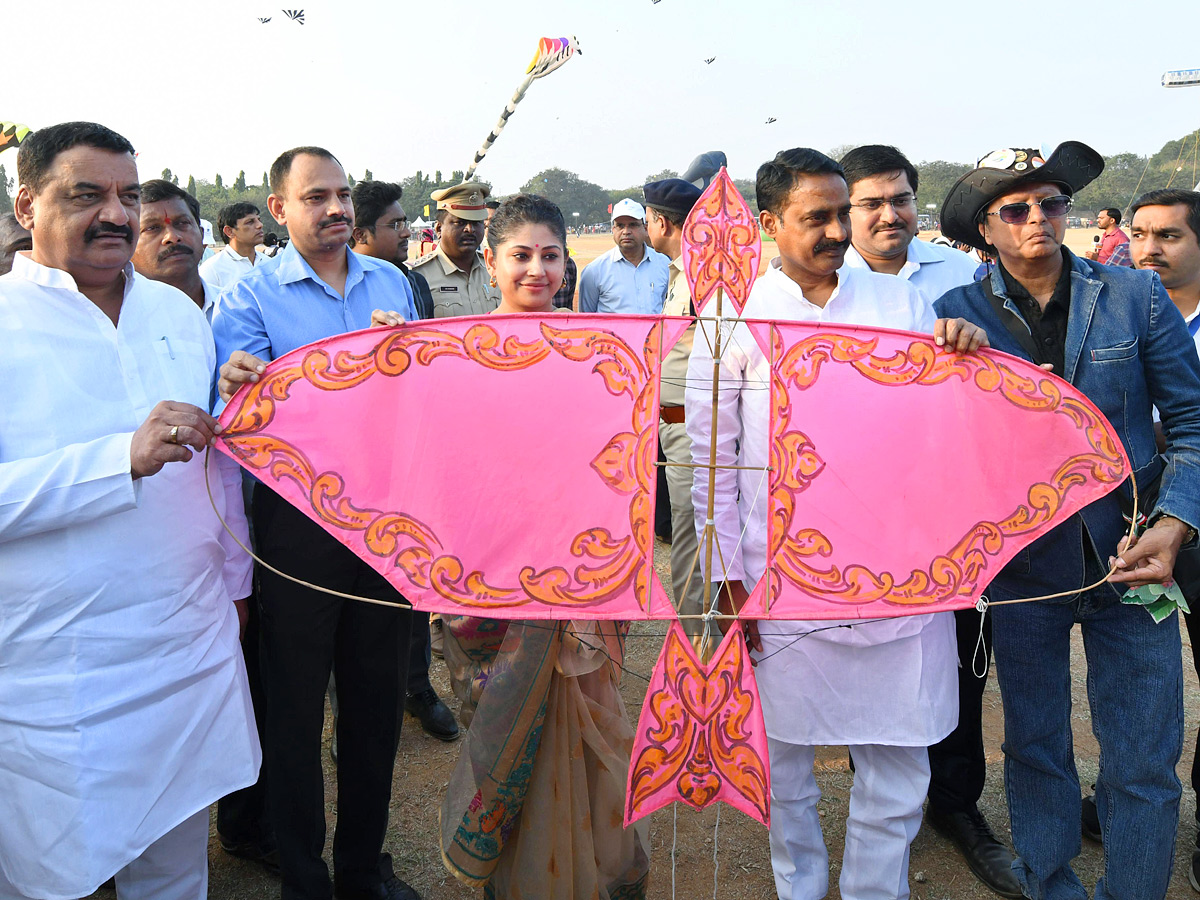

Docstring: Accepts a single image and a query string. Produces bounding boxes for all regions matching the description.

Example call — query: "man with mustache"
[936,143,1200,900]
[409,180,499,317]
[213,147,422,900]
[201,200,277,290]
[1130,188,1200,892]
[839,145,1019,898]
[686,147,987,900]
[579,197,670,314]
[131,178,278,875]
[0,121,259,900]
[132,179,215,317]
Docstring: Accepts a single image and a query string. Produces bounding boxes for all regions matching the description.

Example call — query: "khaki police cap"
[430,181,492,221]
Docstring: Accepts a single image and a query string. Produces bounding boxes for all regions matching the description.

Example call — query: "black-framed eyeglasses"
[849,194,917,213]
[986,195,1072,225]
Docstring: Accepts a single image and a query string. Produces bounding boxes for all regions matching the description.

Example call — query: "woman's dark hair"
[485,194,566,253]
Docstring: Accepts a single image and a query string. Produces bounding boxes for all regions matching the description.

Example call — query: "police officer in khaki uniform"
[410,181,500,317]
[643,177,706,643]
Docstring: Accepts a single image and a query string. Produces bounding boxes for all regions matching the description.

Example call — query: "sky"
[5,0,1200,195]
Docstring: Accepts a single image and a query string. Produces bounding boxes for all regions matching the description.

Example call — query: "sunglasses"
[986,195,1072,225]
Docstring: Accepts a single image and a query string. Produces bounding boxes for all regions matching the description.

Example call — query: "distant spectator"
[552,252,577,309]
[1086,206,1132,267]
[0,212,32,275]
[200,201,277,290]
[578,198,669,314]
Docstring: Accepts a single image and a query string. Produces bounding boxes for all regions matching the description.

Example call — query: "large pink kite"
[216,170,1131,827]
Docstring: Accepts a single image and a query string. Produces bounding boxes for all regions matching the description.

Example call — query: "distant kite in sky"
[704,57,715,64]
[258,16,272,23]
[765,117,777,124]
[0,122,31,153]
[282,9,304,24]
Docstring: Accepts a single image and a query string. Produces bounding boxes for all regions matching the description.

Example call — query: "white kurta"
[685,259,957,746]
[842,236,980,306]
[0,255,259,900]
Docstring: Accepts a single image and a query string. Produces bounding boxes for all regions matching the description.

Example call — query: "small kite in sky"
[258,16,272,23]
[704,57,715,64]
[282,9,304,24]
[765,117,777,124]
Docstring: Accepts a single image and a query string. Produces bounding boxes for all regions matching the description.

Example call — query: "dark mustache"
[814,237,850,253]
[84,223,133,243]
[157,245,194,262]
[320,215,351,227]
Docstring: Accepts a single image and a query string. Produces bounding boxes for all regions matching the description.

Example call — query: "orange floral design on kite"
[766,330,1127,608]
[626,623,770,825]
[681,168,761,314]
[222,322,664,611]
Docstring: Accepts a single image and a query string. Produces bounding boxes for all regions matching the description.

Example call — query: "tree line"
[2,130,1198,237]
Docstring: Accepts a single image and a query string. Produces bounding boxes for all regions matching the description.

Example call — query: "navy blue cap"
[643,178,703,219]
[681,151,727,189]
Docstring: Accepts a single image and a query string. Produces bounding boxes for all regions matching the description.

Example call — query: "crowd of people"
[3,119,1200,900]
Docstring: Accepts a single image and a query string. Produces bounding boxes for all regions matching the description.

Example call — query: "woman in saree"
[438,194,650,900]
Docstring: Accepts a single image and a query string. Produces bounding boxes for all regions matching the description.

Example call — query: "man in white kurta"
[0,122,259,900]
[686,148,965,900]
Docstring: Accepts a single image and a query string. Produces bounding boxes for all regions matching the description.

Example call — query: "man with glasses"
[351,181,434,321]
[410,181,499,317]
[936,142,1200,900]
[578,198,669,314]
[839,145,1019,898]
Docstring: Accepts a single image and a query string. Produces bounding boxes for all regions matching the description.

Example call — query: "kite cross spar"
[462,36,580,182]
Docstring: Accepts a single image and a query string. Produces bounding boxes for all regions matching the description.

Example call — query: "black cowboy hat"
[940,141,1105,251]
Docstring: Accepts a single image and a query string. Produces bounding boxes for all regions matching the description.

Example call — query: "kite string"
[203,449,412,610]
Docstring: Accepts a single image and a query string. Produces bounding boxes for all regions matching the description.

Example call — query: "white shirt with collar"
[0,254,258,898]
[684,258,955,746]
[199,242,278,293]
[842,236,979,306]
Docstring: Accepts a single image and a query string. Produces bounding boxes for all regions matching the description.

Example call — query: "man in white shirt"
[133,179,219,319]
[1130,188,1200,893]
[0,121,258,900]
[838,144,1019,898]
[578,198,670,314]
[200,200,276,291]
[686,147,986,900]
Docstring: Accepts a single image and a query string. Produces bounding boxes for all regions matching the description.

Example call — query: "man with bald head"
[214,147,421,900]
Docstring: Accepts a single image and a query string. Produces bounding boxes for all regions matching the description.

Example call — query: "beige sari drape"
[440,617,650,900]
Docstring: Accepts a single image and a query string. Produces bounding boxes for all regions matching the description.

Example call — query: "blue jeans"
[990,583,1183,900]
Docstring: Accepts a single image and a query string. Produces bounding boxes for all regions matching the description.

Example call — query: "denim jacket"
[934,249,1200,596]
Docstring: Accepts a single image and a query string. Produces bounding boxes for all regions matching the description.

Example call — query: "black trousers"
[254,488,413,900]
[927,606,992,813]
[216,582,271,844]
[407,611,432,695]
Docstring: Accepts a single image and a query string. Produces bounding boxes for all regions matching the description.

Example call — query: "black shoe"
[405,687,460,741]
[334,875,422,900]
[1190,844,1200,893]
[1081,792,1102,843]
[218,833,281,875]
[926,805,1023,899]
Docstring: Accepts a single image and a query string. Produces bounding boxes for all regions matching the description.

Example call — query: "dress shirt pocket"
[1090,338,1138,363]
[152,336,212,409]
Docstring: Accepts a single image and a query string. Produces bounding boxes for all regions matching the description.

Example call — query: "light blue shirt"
[211,242,416,365]
[578,243,670,314]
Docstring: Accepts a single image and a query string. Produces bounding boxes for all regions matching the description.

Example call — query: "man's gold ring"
[169,425,180,444]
